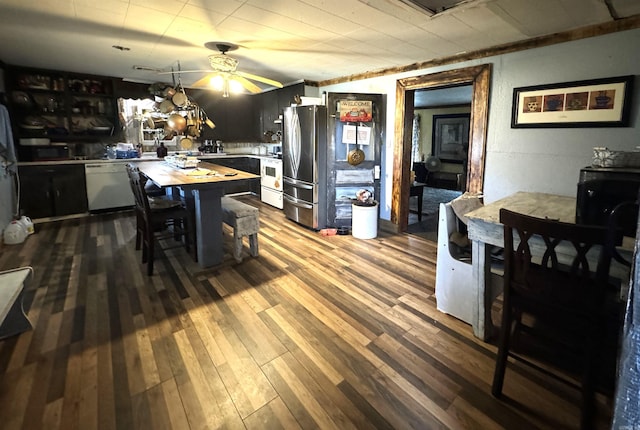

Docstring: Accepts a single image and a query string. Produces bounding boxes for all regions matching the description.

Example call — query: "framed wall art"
[511,75,633,128]
[432,113,470,163]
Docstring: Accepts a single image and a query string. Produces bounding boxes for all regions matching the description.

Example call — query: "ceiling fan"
[174,42,284,95]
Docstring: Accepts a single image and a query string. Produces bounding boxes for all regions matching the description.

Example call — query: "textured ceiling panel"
[0,0,637,90]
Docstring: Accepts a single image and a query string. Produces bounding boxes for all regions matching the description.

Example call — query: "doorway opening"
[391,64,491,236]
[406,86,472,240]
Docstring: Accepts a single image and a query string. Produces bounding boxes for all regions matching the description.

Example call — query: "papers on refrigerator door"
[342,124,371,145]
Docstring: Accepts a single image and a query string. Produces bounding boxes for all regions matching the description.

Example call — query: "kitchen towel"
[0,104,17,174]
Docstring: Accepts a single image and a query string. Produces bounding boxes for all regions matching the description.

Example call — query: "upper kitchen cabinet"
[5,66,117,143]
[188,89,259,142]
[258,89,278,141]
[257,82,320,142]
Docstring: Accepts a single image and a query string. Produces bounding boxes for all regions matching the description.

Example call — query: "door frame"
[391,64,491,231]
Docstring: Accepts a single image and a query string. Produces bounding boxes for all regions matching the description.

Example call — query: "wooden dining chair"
[126,164,192,276]
[492,208,628,430]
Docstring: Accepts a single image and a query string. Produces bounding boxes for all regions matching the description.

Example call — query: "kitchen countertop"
[17,153,282,166]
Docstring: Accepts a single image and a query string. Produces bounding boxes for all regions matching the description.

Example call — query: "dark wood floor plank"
[0,196,614,429]
[21,349,56,429]
[160,378,191,429]
[271,351,364,429]
[131,390,153,430]
[276,275,377,351]
[180,298,247,429]
[263,304,344,385]
[172,329,226,429]
[206,319,278,419]
[95,288,117,430]
[243,396,302,430]
[370,333,461,409]
[263,282,433,429]
[211,273,288,366]
[4,285,46,372]
[133,313,162,390]
[58,341,84,429]
[46,343,70,404]
[41,397,63,430]
[282,343,386,430]
[144,382,172,430]
[0,363,37,430]
[401,329,570,430]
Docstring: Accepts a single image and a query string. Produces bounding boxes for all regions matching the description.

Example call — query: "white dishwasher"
[85,162,135,211]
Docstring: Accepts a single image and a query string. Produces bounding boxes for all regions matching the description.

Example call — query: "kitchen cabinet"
[188,90,259,142]
[18,165,88,219]
[257,82,309,142]
[212,157,260,195]
[6,66,117,147]
[258,90,279,141]
[277,83,305,112]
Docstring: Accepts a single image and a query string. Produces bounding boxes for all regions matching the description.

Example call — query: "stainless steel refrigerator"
[282,105,328,229]
[283,94,384,230]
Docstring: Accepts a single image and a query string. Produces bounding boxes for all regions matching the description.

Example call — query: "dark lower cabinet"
[212,157,260,195]
[19,165,88,219]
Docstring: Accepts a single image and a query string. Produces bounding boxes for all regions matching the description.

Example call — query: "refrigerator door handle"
[283,177,314,190]
[284,194,313,210]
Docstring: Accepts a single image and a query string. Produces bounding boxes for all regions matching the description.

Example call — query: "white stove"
[260,158,283,209]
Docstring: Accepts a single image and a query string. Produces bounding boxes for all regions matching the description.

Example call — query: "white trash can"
[352,202,378,239]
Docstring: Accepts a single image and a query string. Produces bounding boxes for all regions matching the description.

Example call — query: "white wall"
[320,28,640,221]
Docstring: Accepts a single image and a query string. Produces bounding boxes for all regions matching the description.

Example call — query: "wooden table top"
[135,160,259,188]
[466,191,577,225]
[466,191,635,249]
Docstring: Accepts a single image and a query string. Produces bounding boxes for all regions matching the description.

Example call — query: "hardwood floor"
[0,195,613,429]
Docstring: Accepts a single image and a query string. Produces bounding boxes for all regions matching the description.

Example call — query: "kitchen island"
[135,160,259,268]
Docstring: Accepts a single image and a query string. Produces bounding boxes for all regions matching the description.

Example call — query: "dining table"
[465,192,601,340]
[136,160,259,268]
[465,191,635,341]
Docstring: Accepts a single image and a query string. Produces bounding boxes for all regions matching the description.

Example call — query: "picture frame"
[511,75,633,128]
[432,113,470,163]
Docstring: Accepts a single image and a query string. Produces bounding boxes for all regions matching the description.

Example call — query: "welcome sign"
[339,100,373,122]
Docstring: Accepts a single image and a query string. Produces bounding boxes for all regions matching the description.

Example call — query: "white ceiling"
[0,0,638,92]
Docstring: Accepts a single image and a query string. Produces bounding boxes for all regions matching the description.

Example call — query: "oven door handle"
[284,194,313,210]
[283,177,313,190]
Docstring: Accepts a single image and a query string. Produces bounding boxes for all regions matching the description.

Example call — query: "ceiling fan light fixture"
[222,79,230,98]
[208,54,238,73]
[228,79,244,94]
[204,41,239,53]
[209,75,225,91]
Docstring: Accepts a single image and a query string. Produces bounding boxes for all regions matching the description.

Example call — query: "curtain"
[411,113,421,163]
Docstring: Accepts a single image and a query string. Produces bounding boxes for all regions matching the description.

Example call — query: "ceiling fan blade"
[232,76,262,94]
[158,69,210,74]
[190,73,218,88]
[235,71,283,88]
